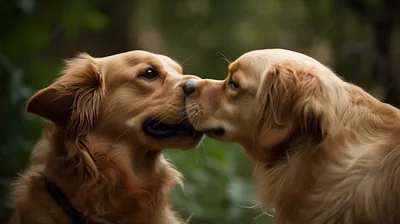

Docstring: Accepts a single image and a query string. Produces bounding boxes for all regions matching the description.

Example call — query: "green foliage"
[166,139,271,223]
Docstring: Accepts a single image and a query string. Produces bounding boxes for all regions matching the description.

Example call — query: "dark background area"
[1,0,399,223]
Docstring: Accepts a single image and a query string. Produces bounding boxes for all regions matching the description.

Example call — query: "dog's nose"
[183,79,197,96]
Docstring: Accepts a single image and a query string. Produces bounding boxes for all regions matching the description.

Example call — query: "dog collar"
[45,176,85,224]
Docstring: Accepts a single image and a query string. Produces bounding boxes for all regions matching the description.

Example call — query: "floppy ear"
[259,64,333,139]
[26,53,104,181]
[26,53,104,141]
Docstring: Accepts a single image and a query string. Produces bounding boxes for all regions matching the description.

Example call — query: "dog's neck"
[43,126,182,223]
[251,136,326,221]
[251,86,400,223]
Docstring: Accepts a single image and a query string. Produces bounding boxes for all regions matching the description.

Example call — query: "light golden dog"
[9,50,203,224]
[183,48,400,224]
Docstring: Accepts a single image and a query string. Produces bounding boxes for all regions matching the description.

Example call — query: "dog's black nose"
[183,79,197,96]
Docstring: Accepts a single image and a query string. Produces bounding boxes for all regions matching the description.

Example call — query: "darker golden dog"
[184,49,400,224]
[9,50,203,224]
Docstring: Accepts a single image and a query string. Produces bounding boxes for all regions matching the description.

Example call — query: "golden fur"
[9,51,203,224]
[184,48,400,224]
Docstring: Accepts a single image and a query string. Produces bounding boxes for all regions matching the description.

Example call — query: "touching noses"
[183,79,198,96]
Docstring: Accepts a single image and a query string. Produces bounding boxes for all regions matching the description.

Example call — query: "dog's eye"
[228,80,240,90]
[138,68,159,80]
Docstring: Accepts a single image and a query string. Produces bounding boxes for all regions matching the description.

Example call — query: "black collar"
[45,176,85,224]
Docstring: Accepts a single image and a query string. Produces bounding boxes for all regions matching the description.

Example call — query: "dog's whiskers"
[217,51,232,64]
[154,115,172,127]
[236,203,260,209]
[180,53,199,68]
[193,143,204,167]
[200,140,207,158]
[184,105,199,114]
[194,111,204,130]
[252,211,271,223]
[178,106,193,117]
[148,111,167,123]
[112,126,132,148]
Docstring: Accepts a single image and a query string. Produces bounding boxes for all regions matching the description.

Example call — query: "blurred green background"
[1,0,400,223]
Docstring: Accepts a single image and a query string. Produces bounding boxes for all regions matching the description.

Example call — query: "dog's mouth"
[142,119,203,139]
[201,127,225,136]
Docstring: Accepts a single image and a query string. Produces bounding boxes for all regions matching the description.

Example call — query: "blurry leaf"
[62,1,108,36]
[18,0,35,14]
[9,68,24,104]
[227,177,256,205]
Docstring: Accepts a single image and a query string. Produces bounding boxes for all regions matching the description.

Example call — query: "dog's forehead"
[238,49,342,87]
[235,49,327,75]
[97,51,185,87]
[155,54,183,74]
[100,50,182,74]
[230,56,265,77]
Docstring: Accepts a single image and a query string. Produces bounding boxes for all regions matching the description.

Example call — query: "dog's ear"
[26,53,104,140]
[259,64,333,139]
[290,67,334,138]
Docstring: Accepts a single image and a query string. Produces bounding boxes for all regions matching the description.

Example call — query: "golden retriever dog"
[9,50,203,224]
[183,48,400,224]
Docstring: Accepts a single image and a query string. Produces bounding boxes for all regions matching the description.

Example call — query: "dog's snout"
[183,79,197,96]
